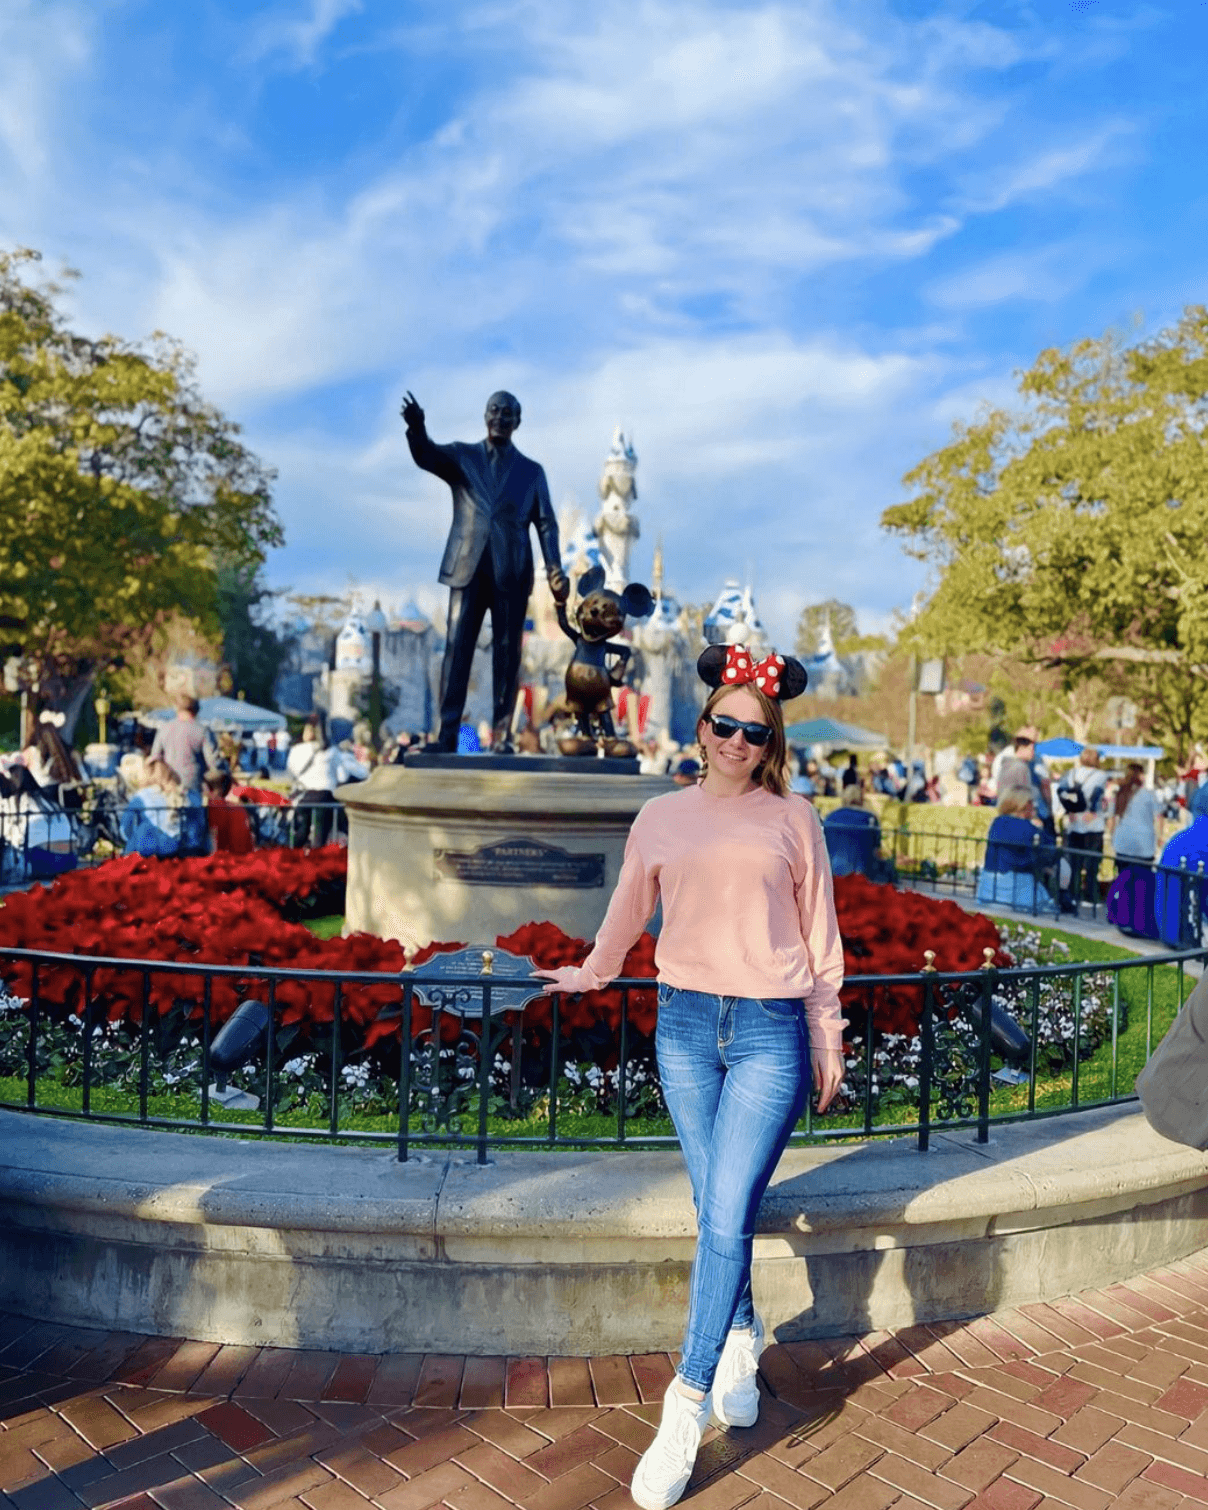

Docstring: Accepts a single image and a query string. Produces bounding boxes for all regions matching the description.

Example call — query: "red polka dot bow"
[722,645,786,696]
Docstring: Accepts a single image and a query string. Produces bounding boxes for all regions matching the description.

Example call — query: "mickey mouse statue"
[553,564,653,758]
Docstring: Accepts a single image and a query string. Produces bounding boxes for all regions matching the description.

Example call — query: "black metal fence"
[2,940,1201,1163]
[7,789,1199,943]
[1,791,346,882]
[881,825,1205,936]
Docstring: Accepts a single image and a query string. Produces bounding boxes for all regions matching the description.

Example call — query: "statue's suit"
[406,422,561,747]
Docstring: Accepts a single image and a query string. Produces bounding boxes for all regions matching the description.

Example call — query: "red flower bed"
[0,851,1003,1046]
[831,873,1006,1036]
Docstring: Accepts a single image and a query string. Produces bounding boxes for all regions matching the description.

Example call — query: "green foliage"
[0,248,281,720]
[795,598,858,656]
[883,308,1208,758]
[217,560,292,709]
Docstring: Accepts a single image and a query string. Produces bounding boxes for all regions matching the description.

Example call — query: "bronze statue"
[553,565,653,759]
[401,390,569,752]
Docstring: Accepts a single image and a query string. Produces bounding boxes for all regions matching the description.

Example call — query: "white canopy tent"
[140,696,287,734]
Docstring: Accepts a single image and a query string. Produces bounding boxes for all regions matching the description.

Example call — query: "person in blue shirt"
[1155,785,1208,947]
[976,787,1065,913]
[823,786,883,878]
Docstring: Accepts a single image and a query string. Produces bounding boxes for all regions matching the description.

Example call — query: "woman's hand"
[531,966,586,997]
[812,1047,845,1114]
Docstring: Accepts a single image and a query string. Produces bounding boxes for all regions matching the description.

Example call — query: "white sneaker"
[712,1314,765,1428]
[631,1378,711,1510]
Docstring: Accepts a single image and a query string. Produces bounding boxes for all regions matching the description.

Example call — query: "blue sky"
[3,0,1207,647]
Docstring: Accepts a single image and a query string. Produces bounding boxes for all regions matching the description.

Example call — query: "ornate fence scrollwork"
[405,948,541,1151]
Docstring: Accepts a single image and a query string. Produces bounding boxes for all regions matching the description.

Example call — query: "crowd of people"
[971,729,1205,937]
[8,695,1208,952]
[0,695,379,879]
[0,718,84,881]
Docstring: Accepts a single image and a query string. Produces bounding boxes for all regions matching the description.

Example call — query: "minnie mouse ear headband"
[38,710,67,729]
[696,644,808,701]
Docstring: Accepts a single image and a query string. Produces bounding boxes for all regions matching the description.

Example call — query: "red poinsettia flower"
[0,849,1006,1052]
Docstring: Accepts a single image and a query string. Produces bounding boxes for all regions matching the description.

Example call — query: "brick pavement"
[5,1254,1208,1510]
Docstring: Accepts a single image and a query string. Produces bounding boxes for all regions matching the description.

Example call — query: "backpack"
[1136,973,1208,1149]
[1058,778,1087,814]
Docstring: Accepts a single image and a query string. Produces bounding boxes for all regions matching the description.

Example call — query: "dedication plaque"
[433,838,605,889]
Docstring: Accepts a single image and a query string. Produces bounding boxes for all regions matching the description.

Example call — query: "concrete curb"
[2,1105,1207,1353]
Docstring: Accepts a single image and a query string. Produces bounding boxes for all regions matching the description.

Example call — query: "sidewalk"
[4,1253,1208,1510]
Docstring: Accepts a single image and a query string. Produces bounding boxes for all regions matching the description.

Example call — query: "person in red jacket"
[204,769,255,855]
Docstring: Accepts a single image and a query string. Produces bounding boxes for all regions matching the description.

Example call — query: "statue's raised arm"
[400,391,425,430]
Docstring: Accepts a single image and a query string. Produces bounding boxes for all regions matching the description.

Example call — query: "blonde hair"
[697,684,789,797]
[146,758,185,806]
[997,786,1036,817]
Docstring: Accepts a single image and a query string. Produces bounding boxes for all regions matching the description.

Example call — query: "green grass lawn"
[985,923,1191,1118]
[305,915,345,939]
[3,922,1192,1148]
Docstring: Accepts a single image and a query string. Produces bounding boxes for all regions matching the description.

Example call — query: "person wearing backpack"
[1058,747,1108,909]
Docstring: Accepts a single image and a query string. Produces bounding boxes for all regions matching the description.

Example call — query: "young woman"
[976,786,1066,915]
[23,716,84,799]
[119,758,184,857]
[536,645,845,1510]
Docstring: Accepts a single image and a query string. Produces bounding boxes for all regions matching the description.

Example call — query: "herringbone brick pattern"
[5,1253,1208,1510]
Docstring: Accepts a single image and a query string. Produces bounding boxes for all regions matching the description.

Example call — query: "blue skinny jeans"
[655,984,811,1394]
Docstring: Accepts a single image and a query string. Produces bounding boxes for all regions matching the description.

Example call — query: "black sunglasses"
[706,713,773,747]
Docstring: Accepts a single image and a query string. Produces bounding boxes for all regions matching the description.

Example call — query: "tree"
[0,248,281,738]
[217,561,293,709]
[795,599,858,656]
[113,611,223,715]
[882,307,1208,760]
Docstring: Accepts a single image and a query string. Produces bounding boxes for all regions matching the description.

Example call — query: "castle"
[275,430,852,747]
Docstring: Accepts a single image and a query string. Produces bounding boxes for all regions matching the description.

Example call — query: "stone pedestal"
[338,764,674,952]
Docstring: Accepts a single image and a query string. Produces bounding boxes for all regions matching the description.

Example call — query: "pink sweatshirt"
[567,783,847,1053]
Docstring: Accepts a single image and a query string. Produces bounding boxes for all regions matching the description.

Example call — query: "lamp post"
[94,691,110,745]
[905,592,925,769]
[364,601,388,749]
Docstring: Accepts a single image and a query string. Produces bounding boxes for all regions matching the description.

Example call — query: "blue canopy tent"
[784,716,889,750]
[1035,737,1164,786]
[1034,737,1082,760]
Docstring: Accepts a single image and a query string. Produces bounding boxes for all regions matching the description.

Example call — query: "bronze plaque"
[433,838,605,888]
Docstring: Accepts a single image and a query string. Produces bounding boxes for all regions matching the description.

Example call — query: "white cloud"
[925,243,1096,311]
[0,0,90,182]
[246,327,932,649]
[244,0,363,69]
[0,0,1150,641]
[964,124,1132,214]
[57,0,1036,411]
